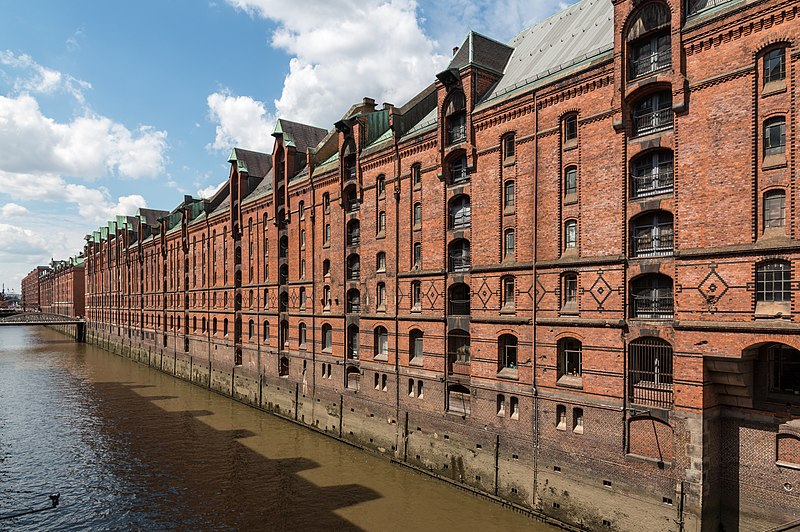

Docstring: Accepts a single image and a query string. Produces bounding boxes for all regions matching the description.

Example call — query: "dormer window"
[627,3,671,80]
[446,91,467,145]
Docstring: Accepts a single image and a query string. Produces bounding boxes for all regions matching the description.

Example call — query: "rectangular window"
[503,277,515,308]
[565,221,577,249]
[564,274,577,305]
[563,115,577,143]
[378,211,386,234]
[503,136,515,161]
[504,181,515,209]
[412,165,421,186]
[504,230,515,258]
[413,242,421,268]
[412,282,421,309]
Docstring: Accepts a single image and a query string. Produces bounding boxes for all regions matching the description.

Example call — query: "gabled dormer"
[271,119,326,224]
[436,32,513,181]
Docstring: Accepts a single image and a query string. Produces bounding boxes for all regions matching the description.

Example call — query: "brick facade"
[59,0,800,529]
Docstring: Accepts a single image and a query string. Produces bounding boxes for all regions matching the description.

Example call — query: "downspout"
[392,134,402,457]
[531,88,540,507]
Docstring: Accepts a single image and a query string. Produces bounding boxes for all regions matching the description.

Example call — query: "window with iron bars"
[632,92,672,137]
[449,240,471,272]
[631,211,674,256]
[629,337,673,408]
[630,33,671,80]
[631,274,673,319]
[631,150,673,197]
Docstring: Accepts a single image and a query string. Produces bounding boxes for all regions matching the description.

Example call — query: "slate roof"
[448,32,514,74]
[481,0,613,103]
[273,118,328,153]
[228,148,273,178]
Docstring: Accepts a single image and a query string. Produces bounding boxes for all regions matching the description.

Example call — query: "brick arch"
[741,338,800,356]
[752,37,795,57]
[777,433,800,467]
[557,108,580,121]
[621,0,676,42]
[554,331,586,343]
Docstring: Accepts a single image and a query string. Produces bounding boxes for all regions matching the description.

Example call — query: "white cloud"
[0,50,91,103]
[197,180,227,199]
[223,0,448,128]
[206,91,274,152]
[0,170,147,222]
[0,223,49,256]
[0,203,29,218]
[0,93,167,180]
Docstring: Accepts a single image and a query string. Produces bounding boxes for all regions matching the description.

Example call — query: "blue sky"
[0,0,570,291]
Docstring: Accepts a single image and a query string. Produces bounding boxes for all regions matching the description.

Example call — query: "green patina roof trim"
[228,148,248,173]
[272,119,296,147]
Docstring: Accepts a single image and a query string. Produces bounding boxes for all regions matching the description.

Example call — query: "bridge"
[0,312,86,342]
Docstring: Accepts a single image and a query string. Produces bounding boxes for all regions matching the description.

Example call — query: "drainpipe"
[531,89,540,507]
[393,140,402,456]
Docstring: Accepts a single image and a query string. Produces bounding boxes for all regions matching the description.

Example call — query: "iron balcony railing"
[347,266,360,281]
[448,352,471,374]
[630,49,671,79]
[448,124,466,145]
[632,293,673,319]
[632,228,674,256]
[347,301,360,313]
[450,211,471,229]
[633,108,673,137]
[347,233,360,246]
[346,200,360,213]
[632,166,674,197]
[450,165,468,184]
[449,253,471,272]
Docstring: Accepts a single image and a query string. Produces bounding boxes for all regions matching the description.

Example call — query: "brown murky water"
[0,327,556,531]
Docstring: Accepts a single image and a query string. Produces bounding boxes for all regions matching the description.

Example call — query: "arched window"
[631,210,673,256]
[343,141,357,181]
[347,289,360,313]
[299,287,306,309]
[279,265,288,284]
[448,283,470,315]
[564,220,577,250]
[322,192,330,212]
[347,254,360,281]
[413,242,422,268]
[632,91,672,137]
[223,318,229,337]
[564,166,577,196]
[557,338,582,385]
[629,337,673,408]
[498,334,518,371]
[563,113,578,145]
[279,236,288,258]
[279,290,288,312]
[279,356,289,377]
[347,324,359,359]
[374,326,388,359]
[378,211,386,234]
[213,317,218,335]
[504,180,515,210]
[322,323,332,351]
[248,319,255,341]
[448,239,471,272]
[411,163,421,186]
[449,195,471,229]
[263,321,269,342]
[764,47,786,85]
[376,252,386,272]
[377,175,386,196]
[445,91,466,145]
[347,219,360,246]
[448,154,468,184]
[447,384,471,415]
[411,281,421,309]
[631,274,673,319]
[323,285,331,308]
[503,134,515,163]
[280,320,289,349]
[764,116,786,157]
[344,184,359,212]
[764,190,786,230]
[376,282,386,309]
[502,276,515,309]
[504,229,515,260]
[631,149,673,197]
[323,259,331,277]
[298,322,307,347]
[413,202,422,228]
[562,273,578,310]
[627,2,671,79]
[409,329,423,362]
[299,200,305,219]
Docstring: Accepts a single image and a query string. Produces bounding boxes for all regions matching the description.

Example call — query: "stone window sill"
[503,206,515,216]
[754,301,791,319]
[763,154,787,170]
[763,80,787,97]
[557,374,583,389]
[497,367,519,380]
[503,157,515,167]
[374,355,388,362]
[563,139,577,151]
[564,193,578,205]
[410,357,424,366]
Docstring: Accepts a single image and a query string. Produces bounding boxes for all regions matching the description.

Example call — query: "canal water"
[0,327,555,531]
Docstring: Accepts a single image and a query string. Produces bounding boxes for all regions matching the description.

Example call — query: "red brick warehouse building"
[79,0,799,529]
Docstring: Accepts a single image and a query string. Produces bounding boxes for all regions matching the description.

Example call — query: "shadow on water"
[88,381,379,531]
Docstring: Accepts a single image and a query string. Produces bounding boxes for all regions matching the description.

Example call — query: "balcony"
[630,49,671,80]
[632,165,674,197]
[632,293,673,320]
[633,108,672,137]
[447,123,466,145]
[632,228,674,257]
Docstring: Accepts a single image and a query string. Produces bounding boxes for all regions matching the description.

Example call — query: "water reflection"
[0,327,553,531]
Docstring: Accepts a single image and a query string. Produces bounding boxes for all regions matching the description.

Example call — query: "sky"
[0,0,572,293]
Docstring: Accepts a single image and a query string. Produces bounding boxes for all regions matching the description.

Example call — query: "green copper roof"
[228,148,249,173]
[272,120,296,148]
